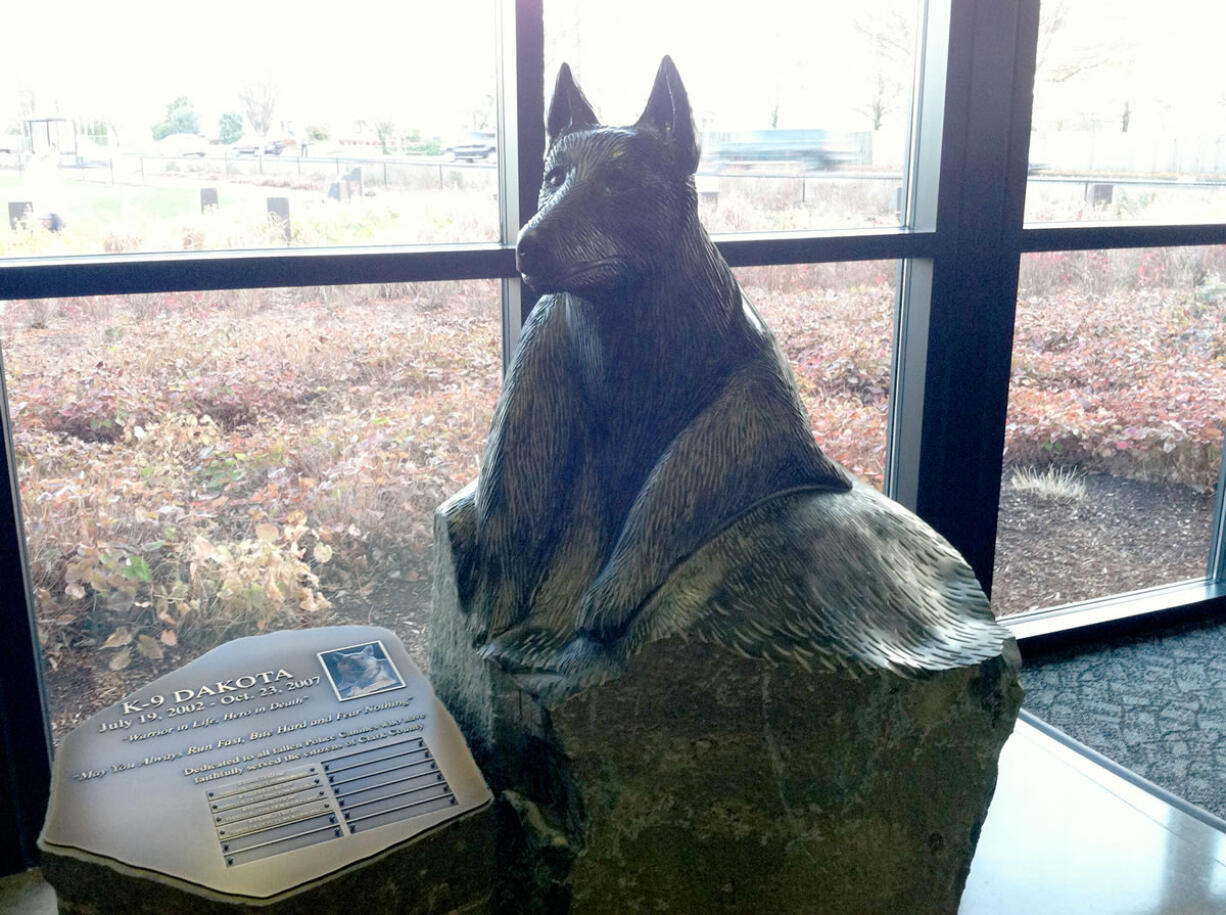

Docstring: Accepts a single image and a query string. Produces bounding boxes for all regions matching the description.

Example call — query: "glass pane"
[0,1,498,257]
[1026,1,1226,223]
[992,247,1226,615]
[736,262,896,488]
[2,282,500,740]
[545,1,918,232]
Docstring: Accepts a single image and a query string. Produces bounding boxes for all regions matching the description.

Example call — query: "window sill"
[1005,578,1226,652]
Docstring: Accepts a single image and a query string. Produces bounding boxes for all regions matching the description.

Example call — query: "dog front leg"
[471,299,589,637]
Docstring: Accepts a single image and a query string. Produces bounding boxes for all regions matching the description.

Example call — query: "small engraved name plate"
[40,626,491,900]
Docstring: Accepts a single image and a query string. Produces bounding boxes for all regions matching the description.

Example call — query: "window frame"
[0,0,1223,872]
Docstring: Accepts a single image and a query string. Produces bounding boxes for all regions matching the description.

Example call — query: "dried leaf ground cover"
[4,250,1225,740]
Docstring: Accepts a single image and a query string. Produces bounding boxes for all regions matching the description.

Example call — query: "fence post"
[266,197,290,243]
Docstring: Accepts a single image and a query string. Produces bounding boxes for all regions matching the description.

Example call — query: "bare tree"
[853,3,914,131]
[374,120,397,155]
[1033,1,1137,132]
[18,88,36,119]
[238,80,279,140]
[1034,0,1109,84]
[470,94,495,132]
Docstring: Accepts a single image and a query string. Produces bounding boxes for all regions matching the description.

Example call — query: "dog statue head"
[515,57,703,296]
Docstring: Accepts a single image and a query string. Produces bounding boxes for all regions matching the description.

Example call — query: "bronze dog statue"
[442,57,1012,701]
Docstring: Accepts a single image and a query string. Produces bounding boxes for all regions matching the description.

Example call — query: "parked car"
[231,137,285,156]
[156,133,209,158]
[444,132,496,161]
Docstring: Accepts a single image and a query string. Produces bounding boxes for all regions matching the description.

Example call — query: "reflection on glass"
[546,0,918,232]
[735,262,895,488]
[1026,1,1226,223]
[0,1,498,256]
[992,247,1226,615]
[2,282,500,739]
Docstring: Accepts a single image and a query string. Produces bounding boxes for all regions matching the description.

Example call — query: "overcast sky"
[1,0,497,141]
[3,0,1223,146]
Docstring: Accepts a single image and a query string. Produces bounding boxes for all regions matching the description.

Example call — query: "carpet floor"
[1021,615,1226,822]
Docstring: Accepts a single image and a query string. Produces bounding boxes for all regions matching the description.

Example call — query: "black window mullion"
[715,229,936,266]
[512,0,544,261]
[913,0,1039,593]
[1020,222,1226,253]
[0,245,516,302]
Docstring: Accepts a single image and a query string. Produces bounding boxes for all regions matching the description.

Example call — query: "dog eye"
[602,168,634,194]
[543,166,567,190]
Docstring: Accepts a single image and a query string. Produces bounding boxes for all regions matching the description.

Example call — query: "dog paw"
[478,628,626,704]
[478,625,568,669]
[574,578,638,641]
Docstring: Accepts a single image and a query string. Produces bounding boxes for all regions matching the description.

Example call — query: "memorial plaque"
[40,625,491,902]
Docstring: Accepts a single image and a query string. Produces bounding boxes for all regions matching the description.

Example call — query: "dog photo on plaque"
[319,640,407,701]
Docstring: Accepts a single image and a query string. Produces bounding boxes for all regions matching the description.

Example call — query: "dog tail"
[641,480,1014,677]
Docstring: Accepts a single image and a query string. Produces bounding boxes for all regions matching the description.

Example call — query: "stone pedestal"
[430,508,1023,914]
[42,811,493,915]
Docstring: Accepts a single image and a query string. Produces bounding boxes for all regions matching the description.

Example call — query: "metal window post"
[1209,430,1226,584]
[497,0,545,372]
[886,0,950,510]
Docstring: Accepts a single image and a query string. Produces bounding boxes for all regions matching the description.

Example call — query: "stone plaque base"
[41,808,493,914]
[39,626,494,914]
[431,509,1023,914]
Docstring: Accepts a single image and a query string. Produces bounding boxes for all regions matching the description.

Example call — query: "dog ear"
[546,63,599,147]
[635,55,700,174]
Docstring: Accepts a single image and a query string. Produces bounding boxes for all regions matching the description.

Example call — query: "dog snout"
[516,226,547,277]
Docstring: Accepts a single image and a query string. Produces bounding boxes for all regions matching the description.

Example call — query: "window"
[738,262,897,488]
[993,247,1226,615]
[1026,0,1226,224]
[0,0,1224,872]
[545,0,919,232]
[0,1,499,255]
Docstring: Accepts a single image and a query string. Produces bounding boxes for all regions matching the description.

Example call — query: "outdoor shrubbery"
[742,261,895,485]
[5,284,500,677]
[1007,249,1226,490]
